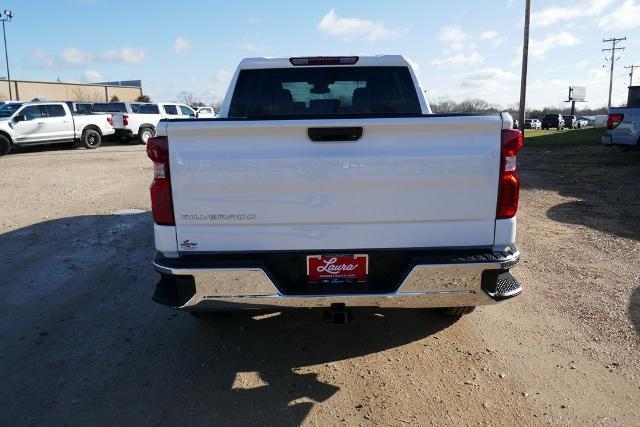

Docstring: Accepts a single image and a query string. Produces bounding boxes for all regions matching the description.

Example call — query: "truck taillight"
[606,113,623,129]
[123,114,129,126]
[497,129,523,219]
[107,115,113,126]
[147,136,174,226]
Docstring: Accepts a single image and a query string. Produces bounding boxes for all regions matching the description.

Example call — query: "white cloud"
[530,32,580,58]
[317,9,404,41]
[439,26,467,44]
[99,47,145,64]
[532,0,614,27]
[587,68,609,80]
[238,43,264,53]
[30,46,145,69]
[216,70,232,83]
[405,57,420,73]
[576,60,590,70]
[174,37,192,54]
[480,30,505,47]
[206,69,233,101]
[460,67,517,88]
[430,52,484,68]
[82,69,104,83]
[598,0,640,29]
[62,48,93,65]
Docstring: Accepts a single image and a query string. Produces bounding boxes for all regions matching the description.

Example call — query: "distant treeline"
[429,97,608,117]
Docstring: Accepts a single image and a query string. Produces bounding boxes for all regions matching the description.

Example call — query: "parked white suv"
[112,102,196,143]
[0,101,114,156]
[196,107,217,118]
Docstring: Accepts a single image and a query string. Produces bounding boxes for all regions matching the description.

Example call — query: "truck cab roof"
[237,55,410,70]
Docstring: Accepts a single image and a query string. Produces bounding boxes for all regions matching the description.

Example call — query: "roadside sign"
[569,86,586,102]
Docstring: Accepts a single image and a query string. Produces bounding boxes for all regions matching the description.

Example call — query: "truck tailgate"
[112,113,126,129]
[167,116,502,252]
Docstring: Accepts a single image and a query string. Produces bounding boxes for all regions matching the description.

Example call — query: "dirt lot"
[0,133,639,426]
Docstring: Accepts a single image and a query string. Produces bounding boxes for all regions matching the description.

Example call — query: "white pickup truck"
[112,102,196,144]
[147,56,523,321]
[0,101,114,156]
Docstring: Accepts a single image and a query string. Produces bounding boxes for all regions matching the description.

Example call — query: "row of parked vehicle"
[516,114,589,130]
[0,100,219,156]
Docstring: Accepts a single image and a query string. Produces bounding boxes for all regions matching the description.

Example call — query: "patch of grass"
[523,127,605,146]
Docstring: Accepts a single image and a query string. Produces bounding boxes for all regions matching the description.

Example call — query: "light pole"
[1,10,13,100]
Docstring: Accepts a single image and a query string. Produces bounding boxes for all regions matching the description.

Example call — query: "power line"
[624,64,640,87]
[602,37,626,109]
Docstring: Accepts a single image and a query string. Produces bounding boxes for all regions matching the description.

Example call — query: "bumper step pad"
[485,271,522,300]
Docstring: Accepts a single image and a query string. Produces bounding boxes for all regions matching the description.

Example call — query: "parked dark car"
[563,115,577,129]
[542,114,564,130]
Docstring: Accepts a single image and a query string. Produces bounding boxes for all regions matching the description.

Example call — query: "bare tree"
[178,91,207,107]
[70,87,105,102]
[211,101,223,113]
[429,97,458,113]
[177,91,195,105]
[429,97,498,114]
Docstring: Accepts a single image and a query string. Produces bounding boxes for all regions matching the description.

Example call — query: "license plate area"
[306,254,368,284]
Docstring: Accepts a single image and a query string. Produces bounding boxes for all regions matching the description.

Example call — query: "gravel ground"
[0,137,638,426]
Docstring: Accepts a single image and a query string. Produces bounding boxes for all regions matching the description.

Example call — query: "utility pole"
[518,0,531,134]
[0,10,13,100]
[624,64,640,87]
[602,37,626,109]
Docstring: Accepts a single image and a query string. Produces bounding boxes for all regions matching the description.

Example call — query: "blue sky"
[3,0,640,109]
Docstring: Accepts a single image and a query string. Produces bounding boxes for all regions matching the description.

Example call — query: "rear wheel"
[438,306,476,317]
[82,129,101,149]
[0,135,11,156]
[139,127,154,145]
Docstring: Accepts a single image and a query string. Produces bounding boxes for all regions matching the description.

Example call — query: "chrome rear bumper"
[152,247,521,310]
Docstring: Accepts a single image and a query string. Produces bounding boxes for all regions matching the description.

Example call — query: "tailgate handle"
[307,127,362,142]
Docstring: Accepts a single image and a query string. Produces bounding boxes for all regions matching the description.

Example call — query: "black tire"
[82,128,101,149]
[439,306,476,317]
[0,135,11,156]
[139,127,154,145]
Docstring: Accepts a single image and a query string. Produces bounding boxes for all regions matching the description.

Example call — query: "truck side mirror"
[13,114,26,123]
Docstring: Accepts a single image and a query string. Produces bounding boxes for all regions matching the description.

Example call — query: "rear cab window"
[92,103,128,113]
[228,66,421,118]
[45,104,67,117]
[163,105,178,115]
[179,105,195,116]
[138,104,160,114]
